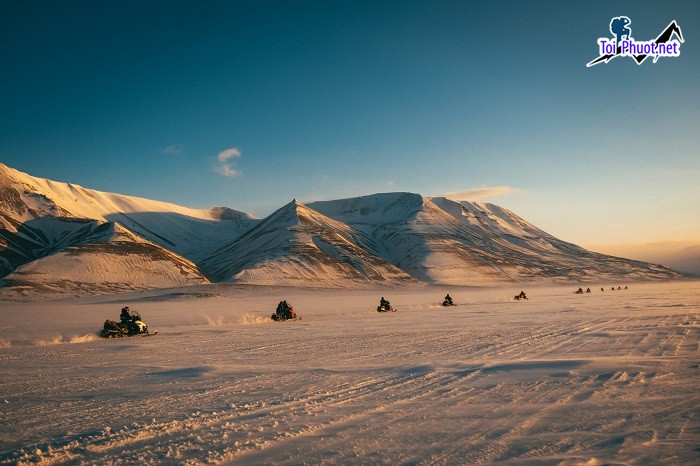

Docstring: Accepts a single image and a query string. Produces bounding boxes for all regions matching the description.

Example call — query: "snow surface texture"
[0,164,682,296]
[0,282,697,464]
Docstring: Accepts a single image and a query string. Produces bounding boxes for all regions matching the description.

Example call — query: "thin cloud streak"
[442,186,519,201]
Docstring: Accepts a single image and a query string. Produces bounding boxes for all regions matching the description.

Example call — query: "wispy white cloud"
[163,144,183,156]
[217,147,242,177]
[442,186,519,201]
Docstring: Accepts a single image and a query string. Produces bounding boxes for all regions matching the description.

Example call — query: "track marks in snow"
[1,286,698,465]
[2,370,473,464]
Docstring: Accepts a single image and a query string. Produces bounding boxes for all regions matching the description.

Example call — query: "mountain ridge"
[0,163,683,296]
[200,199,417,286]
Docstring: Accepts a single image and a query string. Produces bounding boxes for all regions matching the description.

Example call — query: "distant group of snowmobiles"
[575,286,629,294]
[100,286,630,337]
[99,294,449,336]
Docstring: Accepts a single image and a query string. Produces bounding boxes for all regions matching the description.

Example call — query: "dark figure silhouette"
[120,307,131,324]
[275,300,295,320]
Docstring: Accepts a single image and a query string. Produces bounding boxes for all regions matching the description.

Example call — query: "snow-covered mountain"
[0,163,681,295]
[200,199,416,286]
[310,193,678,284]
[0,163,251,294]
[0,163,256,265]
[5,224,207,296]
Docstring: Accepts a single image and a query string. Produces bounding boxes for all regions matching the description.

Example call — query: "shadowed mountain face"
[4,225,208,297]
[0,217,114,277]
[308,194,678,284]
[200,200,416,286]
[0,164,241,294]
[0,163,257,266]
[0,163,683,295]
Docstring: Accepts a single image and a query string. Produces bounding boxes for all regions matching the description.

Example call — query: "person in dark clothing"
[444,294,453,305]
[120,307,131,324]
[518,291,527,299]
[379,297,390,308]
[275,300,295,319]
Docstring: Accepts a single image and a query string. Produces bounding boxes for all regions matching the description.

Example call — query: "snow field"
[0,281,697,464]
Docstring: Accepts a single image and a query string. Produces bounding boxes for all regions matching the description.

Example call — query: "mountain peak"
[283,198,304,209]
[209,207,255,222]
[0,162,684,294]
[308,192,428,225]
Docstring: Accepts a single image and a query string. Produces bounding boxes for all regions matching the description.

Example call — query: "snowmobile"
[513,294,528,301]
[376,296,396,312]
[377,303,396,312]
[271,310,300,321]
[100,312,152,338]
[442,299,456,307]
[271,301,300,321]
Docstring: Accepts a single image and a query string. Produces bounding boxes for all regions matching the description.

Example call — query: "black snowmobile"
[376,297,396,312]
[442,295,455,306]
[271,311,300,321]
[100,307,152,338]
[271,301,300,321]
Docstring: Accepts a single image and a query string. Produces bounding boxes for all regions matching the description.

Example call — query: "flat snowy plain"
[1,281,698,465]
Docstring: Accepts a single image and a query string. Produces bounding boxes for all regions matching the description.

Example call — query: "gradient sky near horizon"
[1,0,698,247]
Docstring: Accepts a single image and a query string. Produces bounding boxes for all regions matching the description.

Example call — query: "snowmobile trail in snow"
[0,282,697,465]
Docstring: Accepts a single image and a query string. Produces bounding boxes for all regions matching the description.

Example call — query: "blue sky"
[1,1,698,247]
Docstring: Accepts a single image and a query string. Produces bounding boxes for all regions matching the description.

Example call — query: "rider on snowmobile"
[120,307,131,324]
[275,300,296,320]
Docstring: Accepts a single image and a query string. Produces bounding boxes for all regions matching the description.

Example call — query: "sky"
[1,0,698,250]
